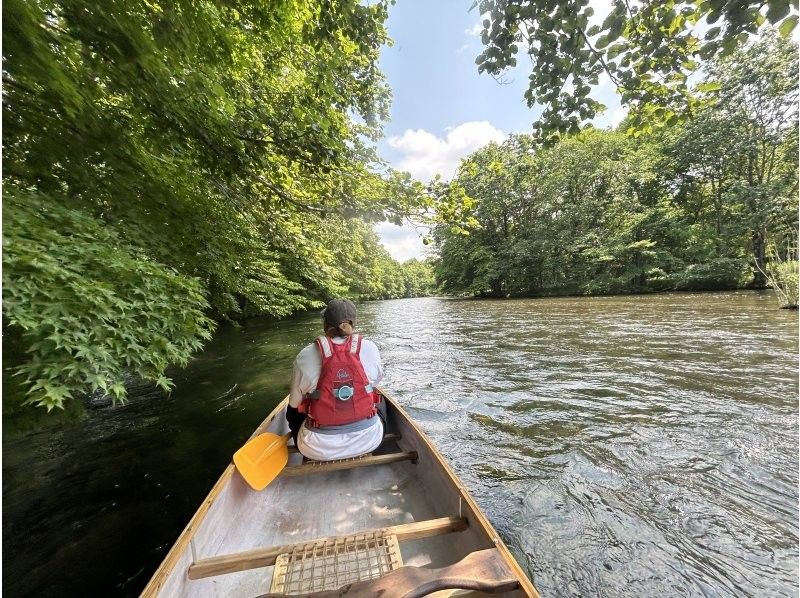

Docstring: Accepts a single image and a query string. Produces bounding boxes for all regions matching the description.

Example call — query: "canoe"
[141,389,539,597]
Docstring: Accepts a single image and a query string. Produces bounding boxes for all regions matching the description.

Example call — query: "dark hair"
[322,299,356,337]
[324,321,354,337]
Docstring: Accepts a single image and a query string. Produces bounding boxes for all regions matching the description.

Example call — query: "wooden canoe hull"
[141,390,539,597]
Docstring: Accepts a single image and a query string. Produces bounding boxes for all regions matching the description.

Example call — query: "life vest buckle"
[334,384,354,401]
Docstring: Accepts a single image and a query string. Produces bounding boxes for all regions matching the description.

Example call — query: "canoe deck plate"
[269,531,403,595]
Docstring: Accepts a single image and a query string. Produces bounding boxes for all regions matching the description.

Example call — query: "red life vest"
[300,334,377,427]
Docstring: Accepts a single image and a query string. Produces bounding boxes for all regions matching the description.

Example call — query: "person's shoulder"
[359,337,380,353]
[295,340,322,362]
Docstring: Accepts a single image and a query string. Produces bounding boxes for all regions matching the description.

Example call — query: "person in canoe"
[286,299,385,461]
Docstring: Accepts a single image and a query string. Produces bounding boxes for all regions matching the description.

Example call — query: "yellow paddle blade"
[233,432,291,491]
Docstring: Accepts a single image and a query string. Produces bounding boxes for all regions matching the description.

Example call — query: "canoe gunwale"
[382,388,540,598]
[140,397,290,597]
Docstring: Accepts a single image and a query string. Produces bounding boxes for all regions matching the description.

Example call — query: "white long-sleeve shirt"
[289,335,384,460]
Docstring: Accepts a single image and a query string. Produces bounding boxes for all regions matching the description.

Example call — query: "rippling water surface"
[3,292,798,597]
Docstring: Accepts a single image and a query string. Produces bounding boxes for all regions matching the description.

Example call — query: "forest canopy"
[474,0,799,139]
[434,32,798,299]
[3,0,435,410]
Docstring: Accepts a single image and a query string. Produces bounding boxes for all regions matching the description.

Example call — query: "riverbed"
[3,291,798,596]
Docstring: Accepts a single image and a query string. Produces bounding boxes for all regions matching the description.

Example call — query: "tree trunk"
[753,228,767,288]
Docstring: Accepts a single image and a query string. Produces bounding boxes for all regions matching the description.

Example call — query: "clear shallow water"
[3,291,798,596]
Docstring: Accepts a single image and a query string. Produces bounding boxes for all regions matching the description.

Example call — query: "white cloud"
[588,0,614,28]
[610,105,628,128]
[456,43,471,54]
[387,121,506,182]
[465,22,482,37]
[374,222,431,262]
[595,71,616,98]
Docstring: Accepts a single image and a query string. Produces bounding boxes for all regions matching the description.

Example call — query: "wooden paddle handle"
[257,548,519,598]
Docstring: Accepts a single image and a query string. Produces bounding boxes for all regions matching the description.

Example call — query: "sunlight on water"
[365,292,798,597]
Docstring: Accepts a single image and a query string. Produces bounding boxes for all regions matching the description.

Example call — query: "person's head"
[321,299,357,337]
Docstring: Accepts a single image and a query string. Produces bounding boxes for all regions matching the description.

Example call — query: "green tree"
[668,31,799,286]
[706,31,799,284]
[472,0,799,139]
[437,35,797,299]
[2,0,415,409]
[401,259,437,297]
[3,191,215,409]
[433,138,547,296]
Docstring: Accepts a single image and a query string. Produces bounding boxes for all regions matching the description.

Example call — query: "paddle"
[233,431,292,491]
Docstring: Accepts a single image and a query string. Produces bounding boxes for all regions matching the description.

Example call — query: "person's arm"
[288,345,322,407]
[287,348,317,443]
[288,357,306,409]
[361,339,384,385]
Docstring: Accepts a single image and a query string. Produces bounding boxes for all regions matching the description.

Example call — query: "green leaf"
[607,44,625,60]
[696,81,721,93]
[155,376,174,392]
[766,0,791,23]
[778,14,798,37]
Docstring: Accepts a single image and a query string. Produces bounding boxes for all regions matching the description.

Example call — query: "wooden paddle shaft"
[257,548,519,598]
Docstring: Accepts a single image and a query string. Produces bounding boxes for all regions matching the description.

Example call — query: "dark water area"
[3,291,798,597]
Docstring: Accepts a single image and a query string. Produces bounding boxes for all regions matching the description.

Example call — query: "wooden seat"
[280,451,417,477]
[301,452,373,464]
[186,516,467,580]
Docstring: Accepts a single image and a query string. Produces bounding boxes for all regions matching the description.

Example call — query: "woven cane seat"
[269,531,403,595]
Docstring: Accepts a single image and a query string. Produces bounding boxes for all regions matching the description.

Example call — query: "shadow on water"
[3,314,320,597]
[3,291,798,597]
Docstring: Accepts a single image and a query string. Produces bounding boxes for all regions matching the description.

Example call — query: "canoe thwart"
[280,451,418,477]
[186,516,468,580]
[269,531,404,594]
[257,548,519,597]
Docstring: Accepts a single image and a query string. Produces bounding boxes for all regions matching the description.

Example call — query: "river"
[3,291,798,597]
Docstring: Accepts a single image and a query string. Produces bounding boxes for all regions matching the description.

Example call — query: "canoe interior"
[144,394,534,597]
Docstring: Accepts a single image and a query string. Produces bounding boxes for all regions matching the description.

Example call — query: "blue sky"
[374,0,625,261]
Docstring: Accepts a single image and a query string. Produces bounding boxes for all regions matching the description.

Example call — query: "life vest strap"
[315,336,333,359]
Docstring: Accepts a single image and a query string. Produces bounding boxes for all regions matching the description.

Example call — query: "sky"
[373,0,625,262]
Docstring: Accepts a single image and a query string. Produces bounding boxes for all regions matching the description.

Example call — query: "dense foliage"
[3,1,794,412]
[473,0,798,139]
[2,0,436,409]
[3,191,215,409]
[761,246,799,308]
[435,34,798,298]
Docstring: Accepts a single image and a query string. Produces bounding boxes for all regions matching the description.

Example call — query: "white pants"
[297,416,384,461]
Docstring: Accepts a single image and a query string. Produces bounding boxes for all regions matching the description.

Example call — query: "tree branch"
[255,175,326,213]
